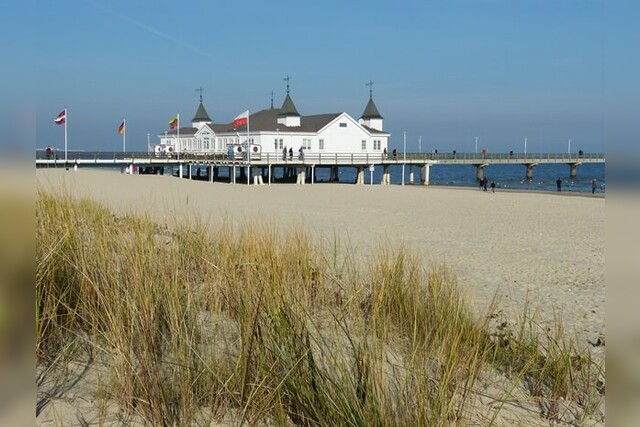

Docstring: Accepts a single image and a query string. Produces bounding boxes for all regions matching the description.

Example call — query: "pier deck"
[35,151,605,167]
[36,151,604,184]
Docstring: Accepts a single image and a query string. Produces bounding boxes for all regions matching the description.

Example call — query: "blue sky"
[6,0,636,153]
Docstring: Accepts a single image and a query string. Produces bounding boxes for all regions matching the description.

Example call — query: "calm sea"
[312,163,605,194]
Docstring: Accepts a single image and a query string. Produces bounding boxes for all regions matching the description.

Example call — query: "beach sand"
[36,168,606,425]
[36,168,605,349]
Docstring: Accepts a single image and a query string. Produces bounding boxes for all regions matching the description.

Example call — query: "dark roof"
[165,127,197,136]
[212,108,341,133]
[361,124,388,135]
[361,97,383,119]
[278,94,300,117]
[162,109,388,136]
[192,102,212,123]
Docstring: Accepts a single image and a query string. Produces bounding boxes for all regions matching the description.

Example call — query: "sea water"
[316,162,605,194]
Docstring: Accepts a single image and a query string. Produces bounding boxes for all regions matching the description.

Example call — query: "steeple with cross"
[277,74,300,126]
[359,79,383,131]
[191,86,212,128]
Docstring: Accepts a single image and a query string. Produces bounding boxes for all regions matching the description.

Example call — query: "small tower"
[192,87,212,129]
[277,75,301,127]
[359,80,383,131]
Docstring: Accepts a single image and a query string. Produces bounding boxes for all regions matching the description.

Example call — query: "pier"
[36,151,605,185]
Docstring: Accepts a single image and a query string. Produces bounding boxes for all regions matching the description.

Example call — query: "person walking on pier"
[282,146,287,160]
[289,147,293,160]
[592,179,597,194]
[556,178,562,192]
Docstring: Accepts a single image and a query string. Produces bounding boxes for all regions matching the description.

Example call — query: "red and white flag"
[54,109,66,125]
[232,110,249,128]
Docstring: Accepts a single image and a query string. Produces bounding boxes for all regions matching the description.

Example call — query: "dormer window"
[339,123,347,127]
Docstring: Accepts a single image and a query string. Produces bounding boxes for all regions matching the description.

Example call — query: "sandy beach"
[36,168,605,350]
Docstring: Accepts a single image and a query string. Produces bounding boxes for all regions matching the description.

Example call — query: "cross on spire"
[283,74,291,94]
[195,86,204,103]
[365,80,374,99]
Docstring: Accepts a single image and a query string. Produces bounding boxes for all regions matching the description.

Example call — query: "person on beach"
[478,178,483,191]
[592,179,597,194]
[483,177,488,191]
[490,181,496,193]
[556,178,562,192]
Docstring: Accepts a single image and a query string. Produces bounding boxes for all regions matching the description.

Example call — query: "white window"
[361,140,367,151]
[319,139,325,150]
[374,140,381,150]
[303,138,311,150]
[279,139,283,149]
[274,139,279,150]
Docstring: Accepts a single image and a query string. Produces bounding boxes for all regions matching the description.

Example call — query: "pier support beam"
[474,164,487,182]
[188,164,192,180]
[296,167,306,185]
[356,166,365,185]
[421,164,431,186]
[231,166,236,184]
[524,163,538,180]
[569,162,580,178]
[329,166,339,182]
[409,166,415,185]
[179,164,183,179]
[253,167,264,185]
[381,164,391,185]
[209,165,213,182]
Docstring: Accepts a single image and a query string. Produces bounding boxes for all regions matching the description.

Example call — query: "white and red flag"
[54,109,66,125]
[232,110,249,128]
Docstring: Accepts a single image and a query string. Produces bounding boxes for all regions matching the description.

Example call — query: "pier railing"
[36,150,605,165]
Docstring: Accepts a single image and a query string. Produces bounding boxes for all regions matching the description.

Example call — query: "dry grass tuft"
[36,190,604,426]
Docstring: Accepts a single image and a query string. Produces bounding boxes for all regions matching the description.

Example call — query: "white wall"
[154,113,388,156]
[318,114,388,154]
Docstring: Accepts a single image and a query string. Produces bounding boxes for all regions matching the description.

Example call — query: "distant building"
[153,85,389,158]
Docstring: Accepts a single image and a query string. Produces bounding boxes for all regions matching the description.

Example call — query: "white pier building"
[153,81,389,159]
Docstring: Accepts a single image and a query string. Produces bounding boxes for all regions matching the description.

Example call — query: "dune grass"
[36,190,604,426]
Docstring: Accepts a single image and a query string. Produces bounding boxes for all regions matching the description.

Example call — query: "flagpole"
[247,110,250,185]
[64,108,68,163]
[177,113,180,161]
[122,119,126,152]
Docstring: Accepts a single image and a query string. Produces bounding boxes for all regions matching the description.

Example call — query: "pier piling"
[569,162,580,178]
